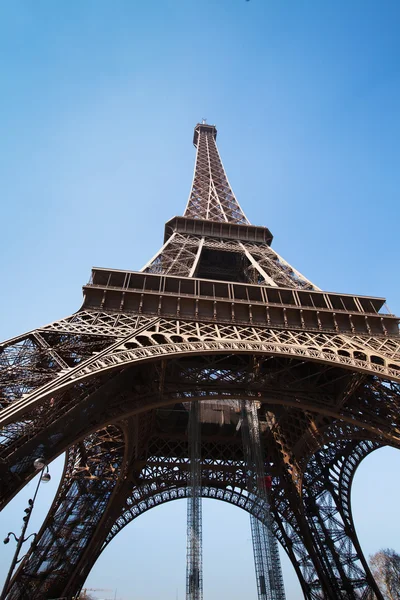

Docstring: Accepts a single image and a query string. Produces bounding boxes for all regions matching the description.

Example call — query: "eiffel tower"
[1,122,399,600]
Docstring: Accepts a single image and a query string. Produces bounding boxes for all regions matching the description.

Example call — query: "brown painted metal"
[1,122,399,599]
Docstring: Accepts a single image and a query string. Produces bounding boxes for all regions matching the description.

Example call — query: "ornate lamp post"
[0,458,51,600]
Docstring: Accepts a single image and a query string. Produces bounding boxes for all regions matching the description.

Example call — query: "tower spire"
[183,122,249,224]
[141,123,317,289]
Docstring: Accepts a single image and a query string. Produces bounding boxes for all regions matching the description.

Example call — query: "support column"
[186,401,203,600]
[241,400,286,600]
[301,439,384,600]
[6,426,127,600]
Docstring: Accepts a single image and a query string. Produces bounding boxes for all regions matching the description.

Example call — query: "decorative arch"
[2,344,400,512]
[1,334,399,431]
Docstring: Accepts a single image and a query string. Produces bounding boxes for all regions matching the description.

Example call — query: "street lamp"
[0,458,51,600]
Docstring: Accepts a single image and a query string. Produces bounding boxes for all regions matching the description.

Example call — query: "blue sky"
[0,1,399,598]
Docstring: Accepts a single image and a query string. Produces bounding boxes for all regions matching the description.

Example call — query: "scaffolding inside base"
[241,400,286,600]
[186,401,203,600]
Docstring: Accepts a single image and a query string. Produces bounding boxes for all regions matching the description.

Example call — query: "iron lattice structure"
[1,122,400,599]
[241,400,286,600]
[186,401,203,600]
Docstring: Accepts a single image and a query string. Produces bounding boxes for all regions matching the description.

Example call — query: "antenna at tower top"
[201,118,207,124]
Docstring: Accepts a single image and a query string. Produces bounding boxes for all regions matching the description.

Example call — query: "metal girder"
[186,401,203,600]
[241,400,286,600]
[300,439,384,599]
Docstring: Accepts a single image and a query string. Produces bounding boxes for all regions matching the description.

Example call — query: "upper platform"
[193,122,217,146]
[164,216,273,245]
[83,267,399,338]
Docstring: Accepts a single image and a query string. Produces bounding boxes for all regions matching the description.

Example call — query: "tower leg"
[302,439,384,600]
[241,401,286,600]
[5,426,126,600]
[5,413,154,600]
[186,401,203,600]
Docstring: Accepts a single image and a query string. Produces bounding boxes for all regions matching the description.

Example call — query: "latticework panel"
[0,312,157,412]
[142,233,200,276]
[142,233,318,289]
[7,425,126,600]
[184,124,249,224]
[300,439,383,599]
